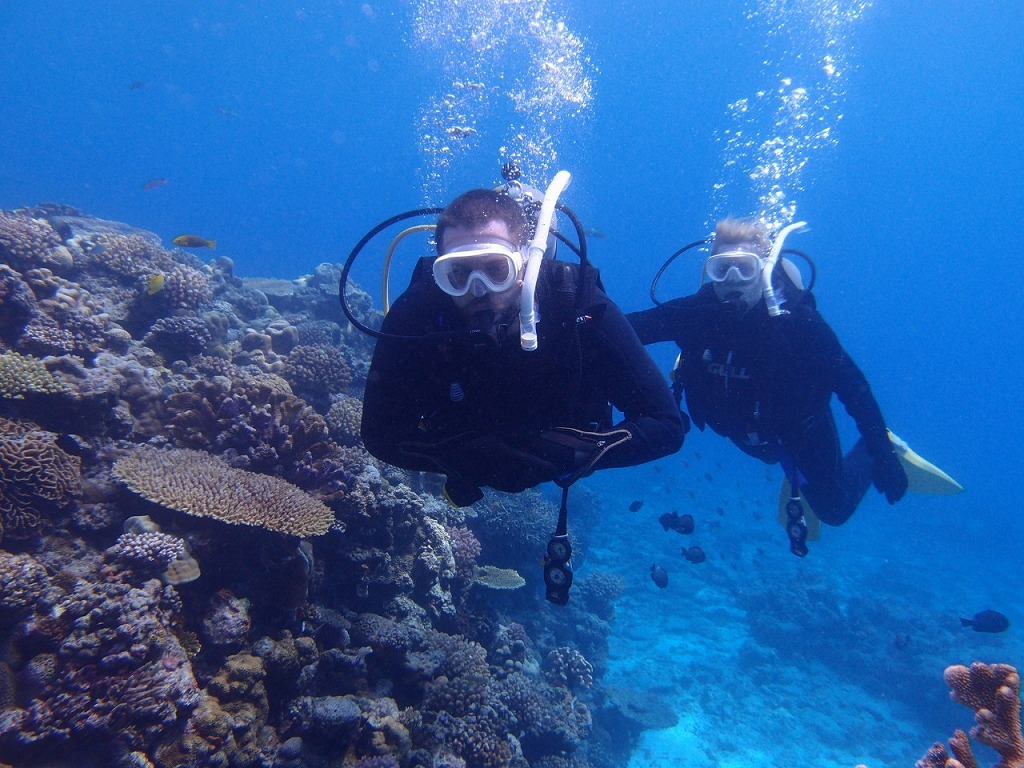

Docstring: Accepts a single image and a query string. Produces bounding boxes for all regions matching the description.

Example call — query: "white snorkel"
[762,220,808,317]
[520,169,572,351]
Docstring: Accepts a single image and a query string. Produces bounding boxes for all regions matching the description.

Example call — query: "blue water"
[3,2,1022,765]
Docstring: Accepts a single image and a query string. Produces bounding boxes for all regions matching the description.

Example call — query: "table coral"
[113,445,336,537]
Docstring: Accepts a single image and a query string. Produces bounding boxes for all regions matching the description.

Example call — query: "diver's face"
[440,220,524,321]
[710,240,764,312]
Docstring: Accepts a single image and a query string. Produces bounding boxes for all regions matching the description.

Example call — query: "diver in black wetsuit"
[627,218,907,538]
[360,188,685,508]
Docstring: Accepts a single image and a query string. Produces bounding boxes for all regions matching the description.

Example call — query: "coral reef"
[918,662,1024,768]
[0,418,82,541]
[113,446,336,537]
[0,206,624,768]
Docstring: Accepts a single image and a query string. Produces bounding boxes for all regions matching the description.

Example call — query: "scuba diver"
[349,169,685,602]
[627,217,922,556]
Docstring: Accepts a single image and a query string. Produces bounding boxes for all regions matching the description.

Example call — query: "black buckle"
[544,534,573,605]
[785,498,809,558]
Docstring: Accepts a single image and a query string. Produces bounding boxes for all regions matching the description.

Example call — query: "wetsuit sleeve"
[580,297,686,468]
[626,296,699,345]
[802,311,892,459]
[360,293,446,473]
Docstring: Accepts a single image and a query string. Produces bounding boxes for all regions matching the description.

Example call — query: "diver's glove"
[872,448,908,504]
[448,434,564,493]
[533,426,633,486]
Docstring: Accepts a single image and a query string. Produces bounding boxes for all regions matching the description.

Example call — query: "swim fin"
[777,478,822,541]
[887,430,964,495]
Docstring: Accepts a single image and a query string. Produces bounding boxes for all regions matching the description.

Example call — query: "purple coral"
[0,575,199,754]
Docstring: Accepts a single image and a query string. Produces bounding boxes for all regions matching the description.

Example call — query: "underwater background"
[1,2,1022,767]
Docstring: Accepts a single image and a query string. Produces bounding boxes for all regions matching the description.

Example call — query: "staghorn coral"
[923,662,1024,768]
[0,351,70,399]
[0,417,82,540]
[113,445,336,537]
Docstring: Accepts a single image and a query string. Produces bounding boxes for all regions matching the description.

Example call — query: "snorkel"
[519,169,572,351]
[762,220,808,317]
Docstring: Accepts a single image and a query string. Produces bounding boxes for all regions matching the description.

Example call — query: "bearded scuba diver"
[627,218,962,557]
[343,164,685,602]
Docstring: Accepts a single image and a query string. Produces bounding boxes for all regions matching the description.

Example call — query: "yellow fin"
[888,430,964,494]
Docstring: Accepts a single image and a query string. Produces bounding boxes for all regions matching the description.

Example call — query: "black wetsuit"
[361,259,685,498]
[627,283,903,525]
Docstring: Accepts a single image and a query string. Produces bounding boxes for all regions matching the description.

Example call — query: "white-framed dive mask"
[432,242,524,297]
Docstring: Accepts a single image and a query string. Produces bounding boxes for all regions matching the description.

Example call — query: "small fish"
[682,545,706,564]
[584,226,607,239]
[628,500,644,513]
[703,472,714,483]
[650,564,668,589]
[147,273,166,295]
[128,80,148,91]
[215,105,241,119]
[658,511,694,535]
[142,177,168,192]
[173,234,216,249]
[960,610,1009,633]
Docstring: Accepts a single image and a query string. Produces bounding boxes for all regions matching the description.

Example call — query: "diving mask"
[433,242,524,297]
[706,249,763,283]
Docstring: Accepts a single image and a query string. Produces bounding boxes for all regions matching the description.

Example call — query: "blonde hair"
[712,219,769,256]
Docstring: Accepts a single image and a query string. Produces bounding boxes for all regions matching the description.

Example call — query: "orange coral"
[921,663,1024,768]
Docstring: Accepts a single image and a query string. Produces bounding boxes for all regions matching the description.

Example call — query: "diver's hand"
[450,435,563,493]
[872,449,908,504]
[533,426,633,484]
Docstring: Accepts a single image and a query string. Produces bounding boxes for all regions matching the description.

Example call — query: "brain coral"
[0,418,82,540]
[112,446,335,537]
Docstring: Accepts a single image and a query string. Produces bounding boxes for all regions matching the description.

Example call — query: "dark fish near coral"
[681,545,706,564]
[650,564,668,588]
[142,177,168,192]
[960,610,1009,633]
[628,499,644,512]
[173,234,217,249]
[658,511,695,535]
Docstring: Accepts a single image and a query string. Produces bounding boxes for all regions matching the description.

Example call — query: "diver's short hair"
[436,189,529,254]
[712,218,770,256]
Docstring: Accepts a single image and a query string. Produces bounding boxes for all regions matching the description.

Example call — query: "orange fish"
[172,234,216,249]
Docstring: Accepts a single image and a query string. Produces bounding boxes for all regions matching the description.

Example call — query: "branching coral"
[163,376,350,500]
[919,663,1024,768]
[113,445,336,537]
[283,344,353,398]
[0,211,74,273]
[0,575,199,753]
[327,396,363,447]
[0,418,82,541]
